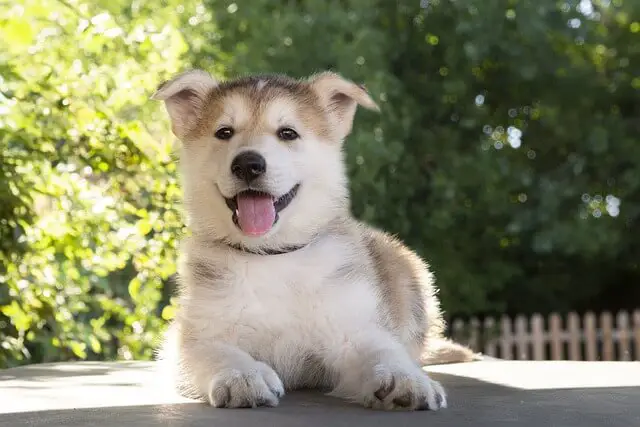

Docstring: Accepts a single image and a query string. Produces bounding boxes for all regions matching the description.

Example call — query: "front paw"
[208,361,285,408]
[362,364,447,411]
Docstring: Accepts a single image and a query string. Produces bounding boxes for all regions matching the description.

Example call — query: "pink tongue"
[236,193,276,236]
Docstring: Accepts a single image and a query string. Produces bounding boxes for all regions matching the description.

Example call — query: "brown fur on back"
[363,226,479,365]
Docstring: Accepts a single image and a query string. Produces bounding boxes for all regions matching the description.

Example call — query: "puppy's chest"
[226,256,353,322]
[230,258,320,316]
[195,248,378,338]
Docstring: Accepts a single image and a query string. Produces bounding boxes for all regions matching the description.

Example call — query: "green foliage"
[0,0,194,367]
[1,0,639,367]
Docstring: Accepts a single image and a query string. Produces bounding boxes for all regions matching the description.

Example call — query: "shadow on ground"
[2,372,638,427]
[0,361,153,382]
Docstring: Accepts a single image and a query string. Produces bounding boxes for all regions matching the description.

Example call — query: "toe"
[256,362,285,398]
[374,375,396,401]
[208,383,231,407]
[427,378,447,410]
[417,400,431,411]
[392,392,413,408]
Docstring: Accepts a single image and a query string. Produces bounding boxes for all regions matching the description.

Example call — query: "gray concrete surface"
[1,359,639,426]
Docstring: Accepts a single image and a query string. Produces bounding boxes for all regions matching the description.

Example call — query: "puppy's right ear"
[151,69,218,137]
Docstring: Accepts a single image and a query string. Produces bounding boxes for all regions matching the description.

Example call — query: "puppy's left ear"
[308,71,379,140]
[151,69,218,138]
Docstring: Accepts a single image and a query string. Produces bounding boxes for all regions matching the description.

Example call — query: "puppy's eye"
[215,127,234,140]
[277,127,299,141]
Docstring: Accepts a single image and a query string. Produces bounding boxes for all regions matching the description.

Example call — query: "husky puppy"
[152,69,477,411]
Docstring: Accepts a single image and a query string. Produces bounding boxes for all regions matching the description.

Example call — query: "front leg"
[180,338,285,408]
[325,329,447,411]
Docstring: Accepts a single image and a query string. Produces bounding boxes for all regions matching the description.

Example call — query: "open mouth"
[224,184,300,237]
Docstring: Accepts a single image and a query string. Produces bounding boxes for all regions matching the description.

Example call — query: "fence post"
[549,313,563,360]
[483,317,497,357]
[617,311,631,361]
[531,313,545,360]
[567,312,581,361]
[452,318,465,345]
[584,312,597,361]
[500,316,513,360]
[469,317,480,352]
[515,315,528,360]
[601,312,614,361]
[633,310,640,361]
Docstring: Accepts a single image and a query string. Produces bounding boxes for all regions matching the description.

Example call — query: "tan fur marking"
[364,229,432,352]
[190,75,332,142]
[363,229,479,365]
[186,259,225,287]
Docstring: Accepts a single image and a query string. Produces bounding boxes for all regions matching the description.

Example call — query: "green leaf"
[69,341,87,359]
[161,305,175,321]
[2,19,34,46]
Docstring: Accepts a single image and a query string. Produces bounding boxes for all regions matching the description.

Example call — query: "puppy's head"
[152,69,378,250]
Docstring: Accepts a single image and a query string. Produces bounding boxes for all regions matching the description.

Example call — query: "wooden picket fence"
[448,310,640,361]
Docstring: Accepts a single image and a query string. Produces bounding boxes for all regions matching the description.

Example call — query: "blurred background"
[1,0,638,368]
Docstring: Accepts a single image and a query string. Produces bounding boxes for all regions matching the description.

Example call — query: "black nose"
[231,151,267,183]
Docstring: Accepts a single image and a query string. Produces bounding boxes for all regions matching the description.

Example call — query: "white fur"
[171,233,446,410]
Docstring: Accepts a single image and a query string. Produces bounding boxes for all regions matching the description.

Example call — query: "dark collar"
[224,241,308,255]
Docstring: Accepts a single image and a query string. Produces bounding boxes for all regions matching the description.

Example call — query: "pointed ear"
[308,71,379,140]
[151,69,218,138]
